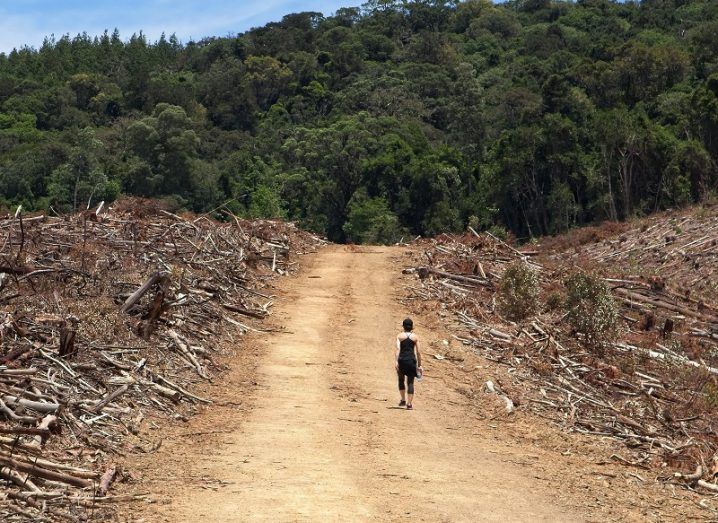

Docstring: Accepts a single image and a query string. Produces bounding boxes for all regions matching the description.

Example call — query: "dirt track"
[129,245,590,522]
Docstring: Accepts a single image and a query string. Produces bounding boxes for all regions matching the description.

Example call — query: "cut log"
[139,279,170,339]
[221,303,267,319]
[99,464,117,496]
[488,328,513,341]
[0,466,41,492]
[613,287,718,323]
[0,265,34,275]
[59,321,76,358]
[0,452,92,488]
[417,267,492,287]
[32,414,57,447]
[150,382,181,402]
[168,329,206,378]
[121,272,164,313]
[0,397,37,424]
[2,395,60,414]
[0,346,31,365]
[697,480,718,492]
[616,343,718,376]
[0,426,51,436]
[91,385,129,414]
[0,368,37,376]
[679,464,703,482]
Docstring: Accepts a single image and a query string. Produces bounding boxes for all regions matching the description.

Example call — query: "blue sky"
[0,1,358,52]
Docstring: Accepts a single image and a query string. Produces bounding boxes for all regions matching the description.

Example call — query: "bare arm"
[415,337,422,368]
[395,336,400,370]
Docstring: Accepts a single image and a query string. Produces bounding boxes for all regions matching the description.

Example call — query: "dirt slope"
[127,245,592,522]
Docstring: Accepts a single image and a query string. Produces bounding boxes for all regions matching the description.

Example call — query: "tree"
[498,261,539,321]
[48,127,119,211]
[68,73,101,109]
[123,103,199,197]
[564,272,618,353]
[0,0,717,239]
[343,188,402,244]
[221,153,286,219]
[280,114,378,240]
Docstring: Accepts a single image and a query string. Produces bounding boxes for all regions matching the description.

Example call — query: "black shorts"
[398,358,417,378]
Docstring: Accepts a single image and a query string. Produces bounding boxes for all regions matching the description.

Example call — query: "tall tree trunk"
[602,148,618,221]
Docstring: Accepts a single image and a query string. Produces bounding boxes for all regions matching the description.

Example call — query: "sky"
[0,0,358,53]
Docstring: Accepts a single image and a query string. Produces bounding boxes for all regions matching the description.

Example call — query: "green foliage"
[564,272,618,351]
[222,154,286,219]
[704,383,718,409]
[545,291,563,312]
[47,127,119,211]
[1,1,718,240]
[122,103,199,197]
[487,224,508,241]
[0,112,42,146]
[343,188,402,244]
[498,261,539,322]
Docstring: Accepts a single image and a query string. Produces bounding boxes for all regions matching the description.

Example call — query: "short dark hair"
[402,318,413,331]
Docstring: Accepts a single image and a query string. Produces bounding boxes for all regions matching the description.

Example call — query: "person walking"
[395,318,422,410]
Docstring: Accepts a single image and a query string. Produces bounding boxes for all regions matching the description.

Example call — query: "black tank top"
[399,334,415,360]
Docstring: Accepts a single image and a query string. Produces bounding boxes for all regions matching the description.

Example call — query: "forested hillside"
[1,0,717,242]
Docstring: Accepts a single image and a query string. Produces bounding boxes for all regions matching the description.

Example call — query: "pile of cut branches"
[0,198,323,521]
[405,210,718,497]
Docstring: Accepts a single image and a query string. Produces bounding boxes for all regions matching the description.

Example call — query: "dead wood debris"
[403,211,718,501]
[0,198,324,521]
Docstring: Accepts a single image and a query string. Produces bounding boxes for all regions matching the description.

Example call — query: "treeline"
[1,0,717,242]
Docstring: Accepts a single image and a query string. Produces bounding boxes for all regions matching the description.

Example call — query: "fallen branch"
[120,272,165,313]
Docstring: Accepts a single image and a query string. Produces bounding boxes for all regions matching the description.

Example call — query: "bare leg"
[400,389,406,402]
[407,393,413,407]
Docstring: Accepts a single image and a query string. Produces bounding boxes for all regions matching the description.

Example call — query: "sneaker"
[406,404,413,410]
[399,400,406,407]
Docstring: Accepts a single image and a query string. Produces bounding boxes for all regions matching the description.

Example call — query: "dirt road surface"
[129,246,591,522]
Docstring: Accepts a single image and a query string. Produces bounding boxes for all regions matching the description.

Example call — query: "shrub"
[564,272,618,350]
[705,382,718,409]
[498,261,539,321]
[545,291,563,312]
[487,224,508,241]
